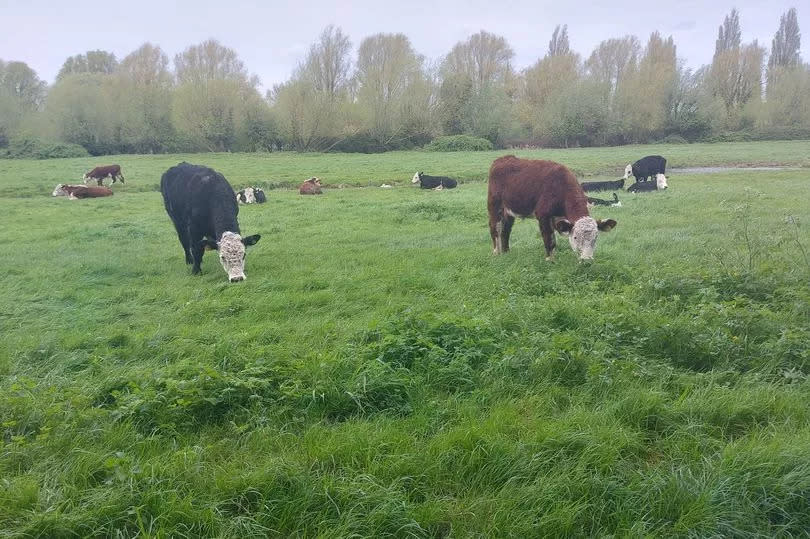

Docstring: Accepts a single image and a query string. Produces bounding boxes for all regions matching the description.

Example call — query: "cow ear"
[597,219,617,232]
[200,238,218,251]
[242,234,261,246]
[554,219,573,234]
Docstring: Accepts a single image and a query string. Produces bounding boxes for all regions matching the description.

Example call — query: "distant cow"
[627,173,669,193]
[488,156,617,261]
[161,163,261,282]
[587,193,621,207]
[299,177,323,195]
[624,155,666,182]
[52,184,113,199]
[581,178,625,192]
[412,172,458,190]
[236,187,267,204]
[84,165,125,186]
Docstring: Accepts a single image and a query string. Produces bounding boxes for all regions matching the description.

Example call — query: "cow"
[236,187,267,204]
[624,155,666,182]
[84,165,125,186]
[488,156,617,262]
[627,173,669,193]
[160,163,261,282]
[412,172,458,190]
[52,184,113,199]
[299,177,323,195]
[587,193,621,207]
[580,178,625,192]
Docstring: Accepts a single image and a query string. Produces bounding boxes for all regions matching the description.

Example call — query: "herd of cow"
[50,154,669,281]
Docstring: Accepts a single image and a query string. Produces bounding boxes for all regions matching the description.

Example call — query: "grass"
[1,140,810,536]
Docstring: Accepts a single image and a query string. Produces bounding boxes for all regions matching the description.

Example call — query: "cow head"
[52,184,67,197]
[623,164,632,179]
[656,173,668,190]
[202,231,262,282]
[412,172,422,184]
[554,216,617,261]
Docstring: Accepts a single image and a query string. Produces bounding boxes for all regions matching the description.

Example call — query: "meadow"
[1,141,809,537]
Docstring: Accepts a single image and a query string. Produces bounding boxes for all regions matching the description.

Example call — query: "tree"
[302,25,353,98]
[769,8,801,69]
[174,39,253,86]
[715,8,741,57]
[442,31,514,92]
[0,61,46,110]
[548,25,571,57]
[586,36,640,100]
[57,50,118,79]
[354,33,431,146]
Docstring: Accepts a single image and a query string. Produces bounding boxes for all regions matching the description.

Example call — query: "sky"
[2,0,807,92]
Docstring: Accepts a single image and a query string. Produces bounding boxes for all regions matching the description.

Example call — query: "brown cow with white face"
[84,165,125,186]
[299,177,323,195]
[488,156,617,262]
[53,184,113,199]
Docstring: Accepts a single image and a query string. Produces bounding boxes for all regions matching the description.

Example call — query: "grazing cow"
[587,193,621,207]
[412,172,458,190]
[52,184,113,199]
[84,165,125,186]
[627,173,669,193]
[488,156,617,261]
[580,178,625,192]
[624,155,666,182]
[160,163,261,282]
[299,177,323,195]
[236,187,267,204]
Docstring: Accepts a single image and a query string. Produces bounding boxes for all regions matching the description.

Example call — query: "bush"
[0,137,89,159]
[423,135,494,152]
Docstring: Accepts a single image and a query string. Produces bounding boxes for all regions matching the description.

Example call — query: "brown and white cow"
[53,184,114,199]
[299,177,323,195]
[84,165,125,186]
[488,156,617,262]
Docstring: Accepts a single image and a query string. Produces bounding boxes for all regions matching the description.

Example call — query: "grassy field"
[1,141,810,536]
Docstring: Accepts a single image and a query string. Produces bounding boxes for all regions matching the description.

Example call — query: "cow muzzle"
[229,274,245,283]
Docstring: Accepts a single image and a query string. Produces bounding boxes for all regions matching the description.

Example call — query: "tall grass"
[1,142,809,536]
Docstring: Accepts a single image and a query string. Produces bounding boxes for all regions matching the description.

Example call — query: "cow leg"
[539,216,556,261]
[189,226,205,274]
[117,173,125,184]
[97,177,104,187]
[501,214,515,253]
[489,211,502,254]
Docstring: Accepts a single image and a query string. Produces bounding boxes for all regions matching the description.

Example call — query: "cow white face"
[555,216,617,261]
[623,164,632,179]
[52,184,67,197]
[656,173,668,189]
[412,172,422,184]
[214,231,261,282]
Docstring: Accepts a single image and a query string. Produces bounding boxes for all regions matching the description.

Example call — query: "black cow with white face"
[412,172,458,190]
[624,155,667,182]
[236,187,267,204]
[161,163,261,282]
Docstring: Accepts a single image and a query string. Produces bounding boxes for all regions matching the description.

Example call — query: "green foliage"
[0,136,89,159]
[423,135,494,152]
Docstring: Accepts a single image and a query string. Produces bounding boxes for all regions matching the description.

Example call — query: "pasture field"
[1,141,810,536]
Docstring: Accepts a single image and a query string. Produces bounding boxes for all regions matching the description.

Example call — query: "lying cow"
[587,193,621,207]
[581,178,625,192]
[161,162,261,282]
[299,177,323,195]
[84,164,125,186]
[624,155,666,182]
[52,184,113,199]
[412,172,458,190]
[236,187,267,204]
[488,156,617,261]
[627,173,668,192]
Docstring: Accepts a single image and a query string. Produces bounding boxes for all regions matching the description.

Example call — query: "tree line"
[0,7,807,156]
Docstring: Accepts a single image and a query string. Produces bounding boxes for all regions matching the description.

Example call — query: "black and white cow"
[586,193,622,207]
[161,162,261,282]
[627,173,669,192]
[580,178,625,192]
[236,187,267,204]
[624,155,667,182]
[412,172,458,190]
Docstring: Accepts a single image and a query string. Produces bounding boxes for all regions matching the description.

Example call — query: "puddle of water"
[669,166,794,174]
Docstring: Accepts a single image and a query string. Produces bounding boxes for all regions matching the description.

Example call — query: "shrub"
[423,135,494,152]
[0,137,89,159]
[658,134,689,144]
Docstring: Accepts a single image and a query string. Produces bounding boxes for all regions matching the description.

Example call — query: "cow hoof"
[545,256,555,262]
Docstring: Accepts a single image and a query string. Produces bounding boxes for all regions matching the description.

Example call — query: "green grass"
[1,141,810,536]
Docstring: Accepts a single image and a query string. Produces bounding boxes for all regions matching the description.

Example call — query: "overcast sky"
[2,0,807,92]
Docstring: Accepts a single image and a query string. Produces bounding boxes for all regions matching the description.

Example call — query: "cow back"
[161,163,239,231]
